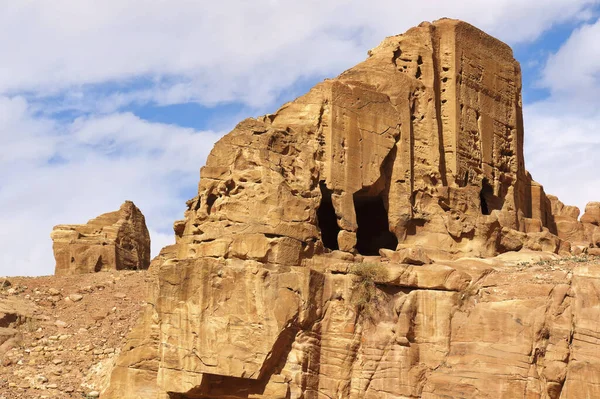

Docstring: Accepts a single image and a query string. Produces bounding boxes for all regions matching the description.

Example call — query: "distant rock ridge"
[102,19,600,399]
[51,201,151,275]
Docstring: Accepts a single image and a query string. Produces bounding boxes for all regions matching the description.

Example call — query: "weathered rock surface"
[104,254,600,399]
[102,19,600,399]
[548,196,600,249]
[147,19,596,265]
[51,201,151,275]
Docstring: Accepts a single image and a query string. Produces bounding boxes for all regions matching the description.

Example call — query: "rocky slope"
[0,270,150,398]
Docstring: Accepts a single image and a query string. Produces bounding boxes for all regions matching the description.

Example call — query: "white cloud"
[540,20,600,101]
[0,0,597,109]
[524,18,600,214]
[0,97,221,276]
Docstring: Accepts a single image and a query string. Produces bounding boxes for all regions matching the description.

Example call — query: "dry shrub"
[348,263,388,322]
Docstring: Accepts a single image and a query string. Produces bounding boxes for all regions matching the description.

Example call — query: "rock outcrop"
[548,196,600,251]
[51,201,151,275]
[157,19,592,263]
[103,19,600,399]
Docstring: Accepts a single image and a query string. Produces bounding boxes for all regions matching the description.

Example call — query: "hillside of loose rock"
[0,270,150,398]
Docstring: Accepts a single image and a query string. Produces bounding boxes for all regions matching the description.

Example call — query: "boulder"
[51,201,150,275]
[581,202,600,225]
[381,247,432,265]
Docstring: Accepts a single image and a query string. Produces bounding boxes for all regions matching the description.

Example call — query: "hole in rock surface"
[317,181,340,251]
[480,178,494,215]
[206,194,217,215]
[354,194,398,255]
[94,256,103,272]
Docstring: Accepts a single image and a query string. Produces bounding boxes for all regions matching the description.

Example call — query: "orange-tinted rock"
[581,202,600,226]
[51,201,150,275]
[156,18,595,263]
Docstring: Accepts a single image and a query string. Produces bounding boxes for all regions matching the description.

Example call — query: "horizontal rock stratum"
[103,19,600,399]
[51,201,151,275]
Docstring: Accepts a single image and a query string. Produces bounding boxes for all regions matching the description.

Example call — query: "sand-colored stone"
[103,19,600,399]
[51,201,151,275]
[153,19,596,264]
[549,196,600,248]
[581,202,600,225]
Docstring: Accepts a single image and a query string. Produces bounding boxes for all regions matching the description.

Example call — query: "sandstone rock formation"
[548,196,600,251]
[51,201,151,275]
[103,19,600,399]
[156,19,593,264]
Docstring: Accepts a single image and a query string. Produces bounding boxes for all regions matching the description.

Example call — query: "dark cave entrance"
[480,177,502,215]
[94,256,103,272]
[354,194,398,256]
[317,181,340,251]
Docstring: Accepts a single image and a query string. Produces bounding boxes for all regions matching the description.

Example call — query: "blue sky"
[1,1,599,276]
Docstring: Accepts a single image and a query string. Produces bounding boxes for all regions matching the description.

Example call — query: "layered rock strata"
[103,19,600,399]
[51,201,151,275]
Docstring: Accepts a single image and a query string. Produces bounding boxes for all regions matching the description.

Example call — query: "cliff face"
[163,19,596,262]
[106,254,600,399]
[103,19,600,399]
[51,201,151,275]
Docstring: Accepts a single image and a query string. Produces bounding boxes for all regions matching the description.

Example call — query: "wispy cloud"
[1,1,597,109]
[0,97,221,276]
[525,17,600,213]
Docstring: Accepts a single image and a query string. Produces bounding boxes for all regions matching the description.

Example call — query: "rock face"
[159,19,592,262]
[549,196,600,250]
[51,201,151,275]
[103,19,600,399]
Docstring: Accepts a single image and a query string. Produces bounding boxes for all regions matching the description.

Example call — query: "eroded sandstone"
[51,201,151,275]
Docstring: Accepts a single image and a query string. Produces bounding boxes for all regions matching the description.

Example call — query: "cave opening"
[94,256,103,272]
[354,194,398,256]
[317,181,340,251]
[480,178,494,215]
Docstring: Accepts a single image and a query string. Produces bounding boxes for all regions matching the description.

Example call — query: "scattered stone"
[54,320,68,328]
[0,278,11,289]
[69,294,84,302]
[589,248,600,256]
